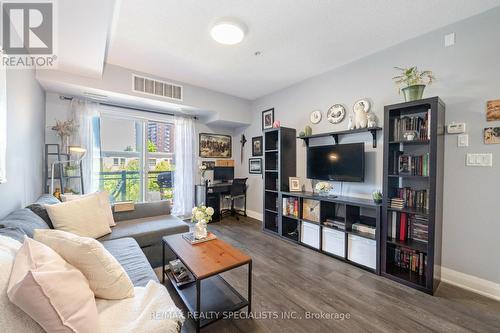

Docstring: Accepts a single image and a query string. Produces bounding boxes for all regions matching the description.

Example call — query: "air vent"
[132,74,183,101]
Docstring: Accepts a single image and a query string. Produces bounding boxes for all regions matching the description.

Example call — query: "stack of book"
[324,219,345,230]
[351,223,376,237]
[410,215,429,243]
[390,198,404,209]
[392,247,426,276]
[282,197,299,218]
[392,112,430,141]
[398,153,430,176]
[395,187,428,210]
[388,211,428,243]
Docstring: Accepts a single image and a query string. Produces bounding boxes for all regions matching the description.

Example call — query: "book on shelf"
[351,223,376,236]
[397,153,430,176]
[390,187,428,210]
[282,197,299,218]
[392,110,430,142]
[391,247,426,276]
[388,211,428,243]
[324,219,345,230]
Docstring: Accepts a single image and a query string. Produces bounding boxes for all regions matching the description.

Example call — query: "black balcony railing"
[98,170,173,202]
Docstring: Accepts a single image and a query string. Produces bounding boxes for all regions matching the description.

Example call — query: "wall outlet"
[457,134,468,147]
[466,153,493,167]
[447,122,466,134]
[445,32,456,47]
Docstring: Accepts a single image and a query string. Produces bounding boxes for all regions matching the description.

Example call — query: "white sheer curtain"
[70,99,101,193]
[172,116,195,217]
[0,63,6,184]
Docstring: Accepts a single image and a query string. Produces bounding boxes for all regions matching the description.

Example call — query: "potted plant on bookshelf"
[191,205,214,239]
[393,66,435,102]
[64,164,79,177]
[372,190,383,205]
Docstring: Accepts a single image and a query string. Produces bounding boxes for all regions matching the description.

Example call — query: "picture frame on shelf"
[252,136,263,156]
[201,160,215,170]
[289,177,301,192]
[262,108,274,130]
[249,158,262,174]
[199,133,232,158]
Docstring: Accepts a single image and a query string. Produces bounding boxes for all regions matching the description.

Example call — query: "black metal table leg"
[196,279,201,333]
[162,240,165,284]
[248,260,252,313]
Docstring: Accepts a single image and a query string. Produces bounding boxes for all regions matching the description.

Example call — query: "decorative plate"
[327,104,346,124]
[353,99,371,113]
[310,110,322,124]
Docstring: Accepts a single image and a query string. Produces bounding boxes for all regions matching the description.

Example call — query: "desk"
[194,182,231,221]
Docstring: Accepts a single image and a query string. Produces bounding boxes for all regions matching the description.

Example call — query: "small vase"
[194,221,207,240]
[402,84,426,102]
[317,190,329,196]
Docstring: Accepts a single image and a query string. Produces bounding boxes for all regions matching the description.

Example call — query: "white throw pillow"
[0,236,44,333]
[60,192,116,227]
[46,194,112,238]
[34,229,134,300]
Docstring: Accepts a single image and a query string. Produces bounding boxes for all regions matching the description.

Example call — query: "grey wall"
[237,8,500,284]
[0,68,46,218]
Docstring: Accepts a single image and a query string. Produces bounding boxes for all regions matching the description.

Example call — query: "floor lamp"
[50,146,87,195]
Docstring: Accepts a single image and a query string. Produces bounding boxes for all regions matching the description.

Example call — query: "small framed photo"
[201,160,215,170]
[262,108,274,130]
[484,127,500,144]
[252,136,263,156]
[249,158,262,174]
[289,177,301,192]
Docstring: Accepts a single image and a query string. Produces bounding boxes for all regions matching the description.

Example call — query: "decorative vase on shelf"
[194,220,207,240]
[315,181,332,197]
[402,84,426,102]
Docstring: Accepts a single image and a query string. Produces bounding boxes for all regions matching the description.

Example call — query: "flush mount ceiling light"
[210,18,246,45]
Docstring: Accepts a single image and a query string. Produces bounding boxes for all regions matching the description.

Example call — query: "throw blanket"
[96,280,184,333]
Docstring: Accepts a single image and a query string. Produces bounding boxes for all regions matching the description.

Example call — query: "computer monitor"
[214,167,234,181]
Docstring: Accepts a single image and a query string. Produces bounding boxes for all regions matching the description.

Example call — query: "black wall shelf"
[297,127,382,148]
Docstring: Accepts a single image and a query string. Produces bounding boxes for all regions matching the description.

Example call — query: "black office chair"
[221,178,247,220]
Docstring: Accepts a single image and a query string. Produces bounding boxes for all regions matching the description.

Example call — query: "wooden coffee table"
[162,234,252,333]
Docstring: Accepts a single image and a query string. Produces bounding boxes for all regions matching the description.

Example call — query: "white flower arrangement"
[315,181,333,193]
[191,205,214,224]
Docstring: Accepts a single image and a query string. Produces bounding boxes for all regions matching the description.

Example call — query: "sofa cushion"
[99,215,188,248]
[101,238,158,287]
[25,204,54,229]
[34,229,135,300]
[0,209,49,237]
[113,201,171,222]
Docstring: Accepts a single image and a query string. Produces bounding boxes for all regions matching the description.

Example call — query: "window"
[98,113,175,203]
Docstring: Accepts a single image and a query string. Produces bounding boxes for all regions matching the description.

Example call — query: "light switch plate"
[466,153,493,167]
[445,33,456,47]
[458,134,468,147]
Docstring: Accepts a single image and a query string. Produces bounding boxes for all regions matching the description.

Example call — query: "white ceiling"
[106,0,500,100]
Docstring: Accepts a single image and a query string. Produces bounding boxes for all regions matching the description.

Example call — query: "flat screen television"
[307,143,365,182]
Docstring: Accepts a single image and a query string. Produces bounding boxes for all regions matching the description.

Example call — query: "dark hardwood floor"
[157,216,500,333]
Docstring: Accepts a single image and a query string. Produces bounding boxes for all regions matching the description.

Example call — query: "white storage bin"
[347,234,376,269]
[300,221,320,249]
[322,228,345,257]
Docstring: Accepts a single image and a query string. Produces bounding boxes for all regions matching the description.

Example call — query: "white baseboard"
[441,267,500,301]
[245,209,263,221]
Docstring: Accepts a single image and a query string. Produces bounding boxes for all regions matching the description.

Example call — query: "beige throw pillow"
[7,237,99,333]
[34,229,134,300]
[46,194,112,238]
[60,191,116,227]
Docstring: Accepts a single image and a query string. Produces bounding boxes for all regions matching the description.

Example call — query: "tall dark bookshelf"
[262,127,296,236]
[382,97,445,294]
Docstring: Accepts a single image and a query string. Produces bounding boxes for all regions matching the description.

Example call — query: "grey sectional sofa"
[0,195,189,287]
